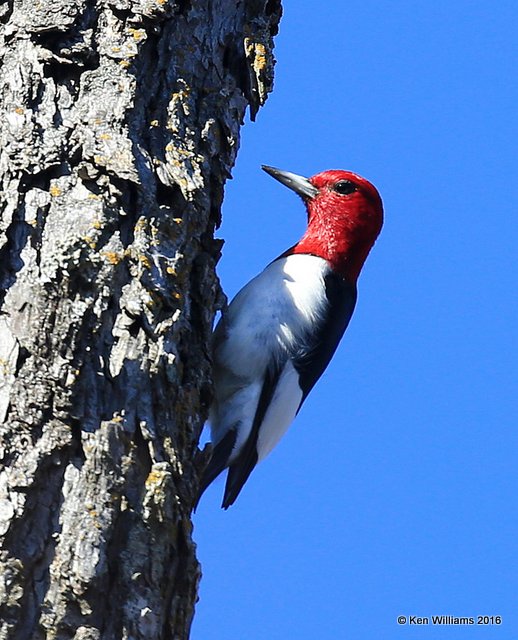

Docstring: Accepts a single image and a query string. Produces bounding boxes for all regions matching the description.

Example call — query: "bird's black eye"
[333,180,357,195]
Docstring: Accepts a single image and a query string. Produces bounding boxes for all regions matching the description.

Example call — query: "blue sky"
[192,2,518,638]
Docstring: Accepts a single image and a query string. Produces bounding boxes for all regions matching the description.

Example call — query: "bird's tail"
[221,463,255,509]
[194,429,236,510]
[221,442,259,509]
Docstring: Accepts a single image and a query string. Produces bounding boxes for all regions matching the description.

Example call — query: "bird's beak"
[262,165,319,199]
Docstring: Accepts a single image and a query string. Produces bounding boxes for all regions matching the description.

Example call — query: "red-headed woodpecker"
[198,166,383,509]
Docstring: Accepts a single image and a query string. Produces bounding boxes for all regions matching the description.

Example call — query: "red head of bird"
[262,166,383,282]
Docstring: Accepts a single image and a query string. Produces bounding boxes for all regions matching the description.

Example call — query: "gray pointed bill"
[262,165,319,199]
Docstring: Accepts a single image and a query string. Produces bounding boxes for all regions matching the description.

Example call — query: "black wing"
[293,272,357,408]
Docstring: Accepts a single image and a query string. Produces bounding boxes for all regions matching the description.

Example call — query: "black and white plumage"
[197,166,383,509]
[201,254,356,508]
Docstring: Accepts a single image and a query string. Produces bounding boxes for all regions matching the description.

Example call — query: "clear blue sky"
[192,2,518,638]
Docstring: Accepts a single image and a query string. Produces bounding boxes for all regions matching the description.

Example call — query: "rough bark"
[0,1,281,638]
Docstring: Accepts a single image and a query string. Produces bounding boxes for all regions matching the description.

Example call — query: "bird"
[197,165,383,509]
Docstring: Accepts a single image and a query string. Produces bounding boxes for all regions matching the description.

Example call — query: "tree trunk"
[0,1,281,637]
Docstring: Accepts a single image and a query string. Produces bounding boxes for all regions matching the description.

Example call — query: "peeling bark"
[0,1,281,638]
